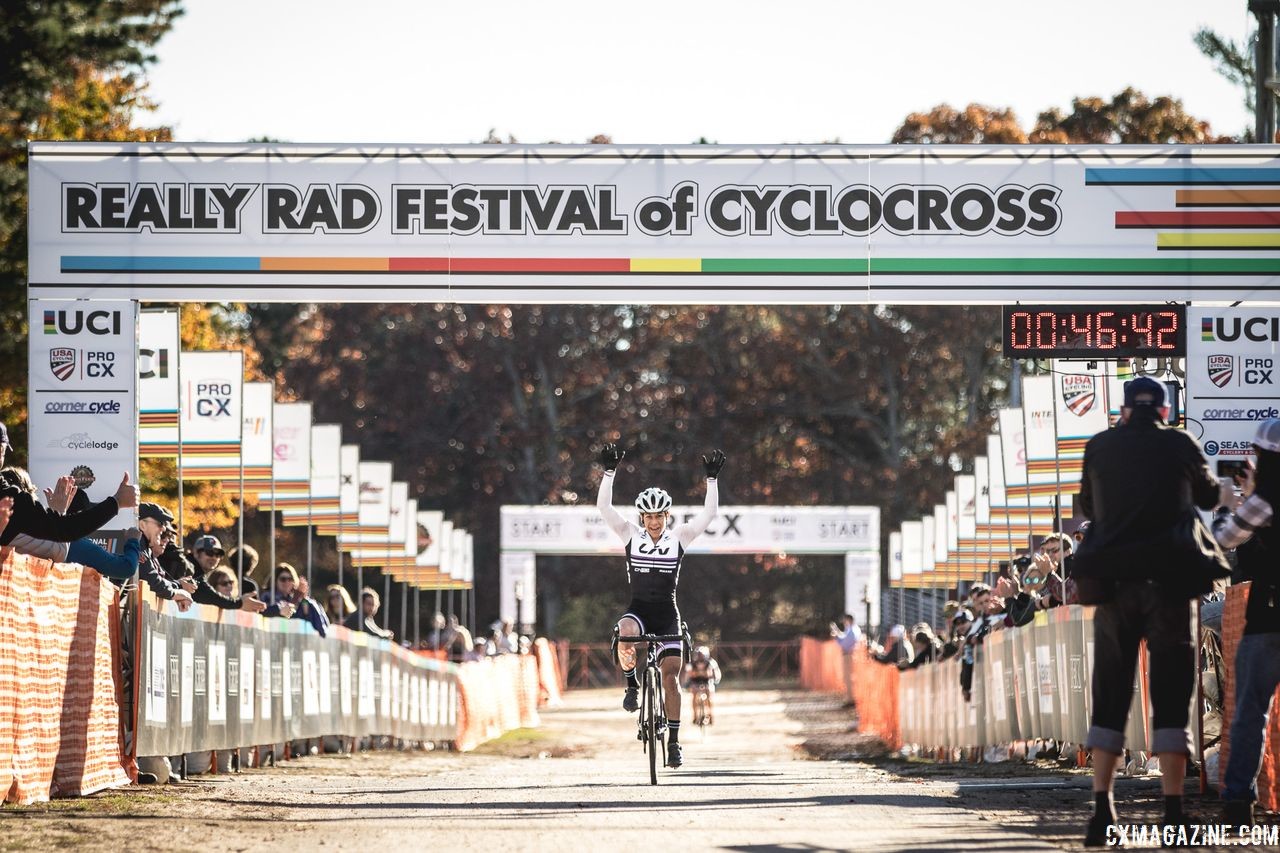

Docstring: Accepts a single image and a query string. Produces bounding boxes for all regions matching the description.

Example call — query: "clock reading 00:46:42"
[1001,305,1187,358]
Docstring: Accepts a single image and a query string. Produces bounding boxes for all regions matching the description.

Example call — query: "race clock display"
[1002,305,1186,358]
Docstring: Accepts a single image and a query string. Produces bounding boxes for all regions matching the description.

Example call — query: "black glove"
[599,443,624,473]
[702,449,726,479]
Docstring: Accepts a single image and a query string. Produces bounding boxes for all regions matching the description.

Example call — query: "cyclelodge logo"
[47,432,120,452]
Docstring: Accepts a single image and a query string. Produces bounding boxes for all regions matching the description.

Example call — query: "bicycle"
[689,681,713,735]
[612,624,690,785]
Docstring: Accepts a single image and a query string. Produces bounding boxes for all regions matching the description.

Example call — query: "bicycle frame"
[611,625,690,785]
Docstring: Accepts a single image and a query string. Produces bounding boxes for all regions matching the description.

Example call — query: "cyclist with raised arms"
[597,442,725,769]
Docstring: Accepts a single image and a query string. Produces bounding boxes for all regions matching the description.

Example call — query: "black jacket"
[0,488,119,546]
[1073,411,1220,584]
[158,544,242,609]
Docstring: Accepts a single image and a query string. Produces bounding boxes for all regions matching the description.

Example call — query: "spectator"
[262,563,324,634]
[0,467,144,580]
[899,623,942,670]
[939,609,972,661]
[160,527,264,612]
[324,584,356,626]
[1212,418,1280,826]
[441,613,472,661]
[829,613,862,707]
[0,456,138,548]
[226,543,263,588]
[430,611,446,649]
[463,639,487,663]
[871,624,909,665]
[1071,377,1226,845]
[345,587,393,640]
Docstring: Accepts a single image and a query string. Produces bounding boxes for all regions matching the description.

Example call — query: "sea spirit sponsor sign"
[500,505,879,555]
[27,298,137,528]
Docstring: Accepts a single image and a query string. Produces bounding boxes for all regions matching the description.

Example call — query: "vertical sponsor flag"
[341,462,394,559]
[920,515,936,588]
[28,298,138,538]
[945,490,959,582]
[463,532,475,589]
[1052,360,1107,498]
[955,473,979,576]
[222,381,273,492]
[339,445,361,524]
[1187,308,1280,464]
[1019,375,1059,506]
[901,521,923,589]
[283,424,341,525]
[261,402,311,504]
[439,520,455,584]
[138,308,179,458]
[178,351,243,480]
[999,406,1054,540]
[888,531,903,586]
[933,504,948,569]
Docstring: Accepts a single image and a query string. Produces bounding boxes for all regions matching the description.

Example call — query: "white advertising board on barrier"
[499,504,879,555]
[1187,307,1280,467]
[27,143,1280,305]
[26,298,137,533]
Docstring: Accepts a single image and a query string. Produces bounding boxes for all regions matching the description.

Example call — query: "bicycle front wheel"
[646,667,660,785]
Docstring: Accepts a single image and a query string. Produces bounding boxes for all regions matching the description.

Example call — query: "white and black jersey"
[597,471,718,606]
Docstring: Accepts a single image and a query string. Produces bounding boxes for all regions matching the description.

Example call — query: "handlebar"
[616,633,687,644]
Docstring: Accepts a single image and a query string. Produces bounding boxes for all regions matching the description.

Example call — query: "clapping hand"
[44,476,77,513]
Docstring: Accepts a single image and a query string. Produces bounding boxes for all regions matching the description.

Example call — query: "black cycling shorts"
[619,599,682,661]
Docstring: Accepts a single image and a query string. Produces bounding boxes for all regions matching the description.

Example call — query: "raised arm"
[596,443,631,541]
[677,450,725,547]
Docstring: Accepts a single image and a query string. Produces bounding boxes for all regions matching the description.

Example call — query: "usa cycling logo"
[1208,355,1234,388]
[1061,375,1096,416]
[49,347,75,381]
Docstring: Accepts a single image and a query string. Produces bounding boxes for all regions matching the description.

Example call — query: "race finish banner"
[27,143,1280,305]
[1186,307,1280,464]
[27,298,138,544]
[138,308,179,458]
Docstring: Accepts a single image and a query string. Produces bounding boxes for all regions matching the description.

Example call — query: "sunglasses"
[1042,546,1060,555]
[215,580,234,589]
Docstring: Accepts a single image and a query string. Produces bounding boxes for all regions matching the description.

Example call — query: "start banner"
[28,143,1280,305]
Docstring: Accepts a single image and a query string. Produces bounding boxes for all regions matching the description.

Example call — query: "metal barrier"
[134,590,459,756]
[563,641,800,689]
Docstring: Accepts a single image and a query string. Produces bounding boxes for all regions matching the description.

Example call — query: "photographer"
[1212,419,1280,826]
[1072,378,1226,845]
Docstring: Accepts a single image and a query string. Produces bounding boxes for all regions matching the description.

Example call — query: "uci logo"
[43,309,121,336]
[195,382,232,417]
[139,347,169,379]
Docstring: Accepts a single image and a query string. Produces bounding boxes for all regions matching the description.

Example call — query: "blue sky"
[145,0,1255,145]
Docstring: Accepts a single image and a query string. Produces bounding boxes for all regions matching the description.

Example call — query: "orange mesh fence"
[453,654,542,752]
[852,647,901,750]
[1218,582,1280,811]
[798,637,845,693]
[0,551,131,803]
[533,638,563,707]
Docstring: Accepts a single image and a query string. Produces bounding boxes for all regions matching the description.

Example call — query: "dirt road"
[0,688,1264,852]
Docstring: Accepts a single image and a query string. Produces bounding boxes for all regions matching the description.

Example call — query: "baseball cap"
[138,503,173,525]
[194,534,224,555]
[1123,377,1168,409]
[0,422,10,449]
[1255,418,1280,453]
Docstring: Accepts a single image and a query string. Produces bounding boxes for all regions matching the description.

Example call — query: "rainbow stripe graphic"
[1088,167,1280,253]
[42,310,56,334]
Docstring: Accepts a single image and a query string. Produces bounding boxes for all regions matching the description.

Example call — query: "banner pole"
[306,494,313,594]
[446,589,453,649]
[470,586,477,640]
[176,306,184,539]
[237,377,245,589]
[1049,368,1065,534]
[400,580,407,645]
[434,588,441,649]
[383,570,391,639]
[357,560,364,620]
[337,498,344,590]
[414,586,420,648]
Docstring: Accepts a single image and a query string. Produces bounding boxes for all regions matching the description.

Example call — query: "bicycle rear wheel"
[646,667,660,785]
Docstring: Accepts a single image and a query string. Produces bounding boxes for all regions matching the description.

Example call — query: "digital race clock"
[1002,305,1186,359]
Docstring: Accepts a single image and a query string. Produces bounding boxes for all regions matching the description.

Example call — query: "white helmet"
[635,487,672,513]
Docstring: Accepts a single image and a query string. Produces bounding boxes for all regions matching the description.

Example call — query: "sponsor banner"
[843,552,880,627]
[1052,360,1107,467]
[1187,307,1280,462]
[933,504,948,567]
[416,510,444,567]
[463,532,474,585]
[439,520,455,580]
[28,298,137,533]
[179,351,243,478]
[499,550,536,625]
[139,308,179,457]
[135,593,458,756]
[1021,375,1057,484]
[29,143,1280,305]
[280,424,342,524]
[260,402,311,501]
[888,531,903,584]
[221,381,274,490]
[920,515,936,577]
[498,504,880,555]
[900,521,923,583]
[339,444,361,521]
